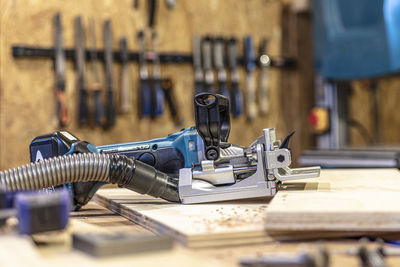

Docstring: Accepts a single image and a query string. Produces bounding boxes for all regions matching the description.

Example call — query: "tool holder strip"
[12,45,296,68]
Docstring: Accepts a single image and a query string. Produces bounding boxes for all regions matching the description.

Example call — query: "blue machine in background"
[313,0,400,79]
[300,0,400,167]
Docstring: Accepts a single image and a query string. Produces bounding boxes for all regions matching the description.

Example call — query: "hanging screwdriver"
[137,30,152,118]
[213,36,230,99]
[161,78,184,127]
[258,38,271,116]
[74,16,89,126]
[244,36,257,122]
[103,20,116,129]
[88,18,105,127]
[193,35,205,95]
[202,36,215,93]
[119,36,132,114]
[227,37,243,117]
[150,31,164,118]
[53,13,69,127]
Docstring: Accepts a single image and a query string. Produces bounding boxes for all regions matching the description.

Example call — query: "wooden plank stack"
[95,169,400,247]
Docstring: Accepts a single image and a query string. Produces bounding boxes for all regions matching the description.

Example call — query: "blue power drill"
[29,93,229,208]
[28,93,320,209]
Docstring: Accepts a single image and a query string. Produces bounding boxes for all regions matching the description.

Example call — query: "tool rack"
[11,45,296,68]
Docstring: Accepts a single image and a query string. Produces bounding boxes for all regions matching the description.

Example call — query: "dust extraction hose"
[0,153,179,202]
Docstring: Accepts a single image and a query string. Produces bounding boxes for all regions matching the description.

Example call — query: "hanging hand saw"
[53,13,69,127]
[74,16,89,126]
[193,35,205,94]
[103,20,116,129]
[244,36,257,121]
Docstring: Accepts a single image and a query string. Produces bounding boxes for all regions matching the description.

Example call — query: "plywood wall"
[0,0,314,169]
[349,78,400,147]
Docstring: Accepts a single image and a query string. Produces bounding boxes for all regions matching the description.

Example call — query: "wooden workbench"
[1,201,399,267]
[2,169,400,266]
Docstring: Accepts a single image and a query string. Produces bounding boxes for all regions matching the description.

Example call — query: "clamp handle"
[194,93,230,160]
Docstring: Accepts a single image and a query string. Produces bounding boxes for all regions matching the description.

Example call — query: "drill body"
[96,127,201,177]
[30,127,202,177]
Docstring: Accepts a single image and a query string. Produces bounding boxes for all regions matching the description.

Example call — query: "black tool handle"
[78,86,89,126]
[104,90,116,129]
[150,31,164,118]
[92,87,104,126]
[139,78,152,118]
[101,147,185,177]
[227,37,243,117]
[148,0,157,28]
[194,93,230,160]
[56,85,69,127]
[161,78,183,127]
[230,80,243,118]
[151,78,164,118]
[119,37,132,113]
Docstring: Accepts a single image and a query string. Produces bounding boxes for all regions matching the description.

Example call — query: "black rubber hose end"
[108,154,180,203]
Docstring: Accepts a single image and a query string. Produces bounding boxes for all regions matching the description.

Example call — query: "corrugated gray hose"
[0,153,179,202]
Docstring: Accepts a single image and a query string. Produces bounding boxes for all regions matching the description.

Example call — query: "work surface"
[94,168,400,246]
[3,201,399,267]
[1,169,400,266]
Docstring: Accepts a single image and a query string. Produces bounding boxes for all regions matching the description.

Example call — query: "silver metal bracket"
[179,144,276,204]
[178,128,320,204]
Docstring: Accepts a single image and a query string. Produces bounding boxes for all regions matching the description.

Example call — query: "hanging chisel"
[244,36,257,121]
[88,18,104,127]
[119,37,132,113]
[53,13,69,127]
[148,0,158,28]
[137,30,152,118]
[74,16,89,126]
[150,31,164,118]
[258,38,271,116]
[192,35,204,94]
[161,78,184,127]
[227,37,243,117]
[103,20,116,129]
[202,36,214,93]
[213,36,230,99]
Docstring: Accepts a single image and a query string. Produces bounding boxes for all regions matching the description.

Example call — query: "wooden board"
[265,169,400,232]
[94,169,400,245]
[94,189,273,248]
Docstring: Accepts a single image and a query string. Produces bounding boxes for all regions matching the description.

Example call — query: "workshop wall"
[0,0,314,169]
[349,78,400,147]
